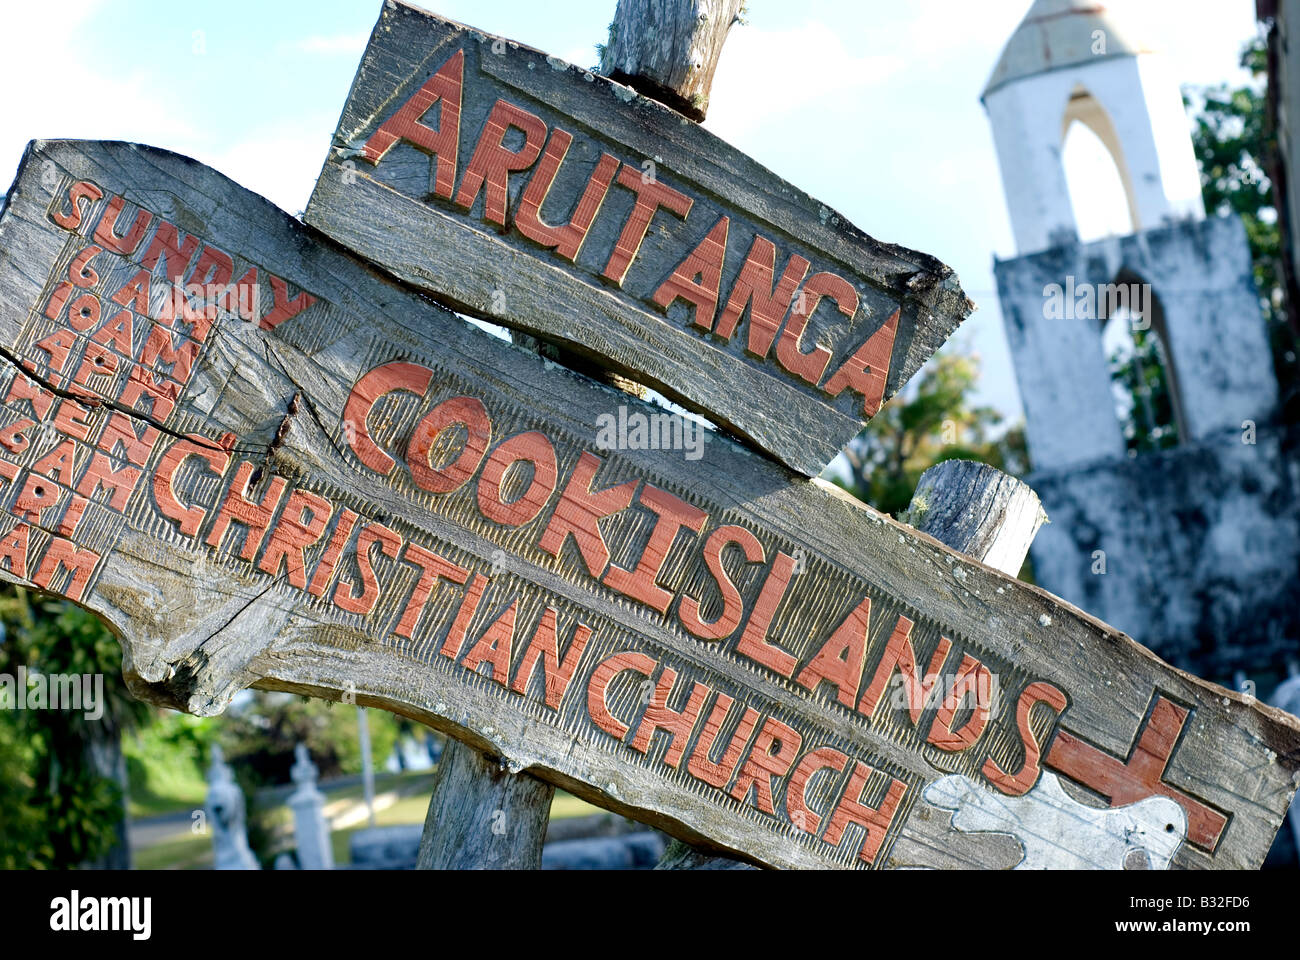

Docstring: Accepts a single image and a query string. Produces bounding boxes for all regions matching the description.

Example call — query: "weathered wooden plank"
[598,0,746,121]
[905,459,1047,578]
[0,140,1296,870]
[417,738,554,868]
[303,1,974,476]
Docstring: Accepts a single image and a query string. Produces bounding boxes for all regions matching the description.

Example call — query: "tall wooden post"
[418,0,746,871]
[599,0,746,121]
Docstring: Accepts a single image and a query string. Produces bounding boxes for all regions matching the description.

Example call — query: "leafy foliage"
[1187,34,1300,418]
[833,348,1027,519]
[0,588,146,868]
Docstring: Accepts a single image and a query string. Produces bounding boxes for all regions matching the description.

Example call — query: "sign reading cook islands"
[305,1,975,477]
[0,140,1297,870]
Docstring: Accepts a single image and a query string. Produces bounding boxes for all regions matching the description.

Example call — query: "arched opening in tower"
[1098,270,1186,455]
[1061,85,1140,242]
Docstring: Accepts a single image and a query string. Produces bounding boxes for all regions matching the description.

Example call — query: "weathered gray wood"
[904,459,1047,578]
[417,738,554,868]
[0,140,1296,869]
[599,0,745,121]
[661,460,1047,868]
[305,1,974,476]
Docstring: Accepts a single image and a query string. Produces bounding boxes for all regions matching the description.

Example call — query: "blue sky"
[0,0,1261,424]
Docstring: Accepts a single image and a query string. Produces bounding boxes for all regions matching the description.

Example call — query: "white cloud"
[0,0,196,188]
[703,20,905,143]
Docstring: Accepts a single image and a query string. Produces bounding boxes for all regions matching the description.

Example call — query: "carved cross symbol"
[1045,694,1228,851]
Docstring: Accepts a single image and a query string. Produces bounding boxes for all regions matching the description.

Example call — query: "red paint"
[679,524,764,641]
[140,221,199,284]
[516,128,619,261]
[0,523,30,579]
[33,536,100,602]
[734,551,800,678]
[587,650,657,741]
[69,245,103,288]
[44,282,73,322]
[332,521,402,616]
[67,292,100,332]
[857,615,951,722]
[714,235,810,357]
[981,680,1067,797]
[476,430,558,527]
[440,572,489,659]
[601,164,692,286]
[407,394,492,494]
[927,653,993,752]
[786,747,850,835]
[99,410,160,468]
[775,272,857,386]
[342,361,435,475]
[822,309,899,417]
[686,694,761,788]
[187,244,234,291]
[395,543,468,639]
[259,489,334,588]
[140,326,200,384]
[538,451,637,578]
[205,461,289,561]
[14,473,61,525]
[652,216,729,331]
[50,180,103,231]
[93,194,152,256]
[796,594,872,709]
[363,48,465,200]
[454,98,547,227]
[822,761,908,865]
[76,453,139,512]
[510,608,593,710]
[307,507,360,598]
[461,598,518,685]
[730,715,802,815]
[1045,695,1229,851]
[260,275,317,331]
[630,667,710,767]
[33,439,77,486]
[602,484,706,614]
[7,374,54,421]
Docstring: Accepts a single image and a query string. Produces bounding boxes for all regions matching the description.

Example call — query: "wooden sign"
[1,140,1297,869]
[304,1,974,477]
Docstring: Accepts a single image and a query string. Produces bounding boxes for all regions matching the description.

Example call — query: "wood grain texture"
[304,0,974,476]
[598,0,746,121]
[417,737,554,868]
[905,459,1047,578]
[0,141,1296,870]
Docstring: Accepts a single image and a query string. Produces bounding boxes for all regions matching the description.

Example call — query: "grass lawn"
[133,764,603,868]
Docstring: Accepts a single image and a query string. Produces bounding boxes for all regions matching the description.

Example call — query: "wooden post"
[599,0,745,121]
[423,0,745,871]
[659,460,1046,869]
[416,740,556,869]
[903,459,1047,577]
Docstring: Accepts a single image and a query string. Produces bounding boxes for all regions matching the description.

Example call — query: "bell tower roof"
[982,0,1152,100]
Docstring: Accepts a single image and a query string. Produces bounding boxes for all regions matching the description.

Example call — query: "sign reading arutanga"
[0,141,1296,869]
[305,2,974,477]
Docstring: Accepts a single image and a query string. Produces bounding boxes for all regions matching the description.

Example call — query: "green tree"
[833,348,1026,518]
[1186,34,1300,418]
[0,588,148,869]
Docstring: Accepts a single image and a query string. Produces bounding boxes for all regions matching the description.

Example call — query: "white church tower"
[984,0,1206,254]
[982,1,1300,753]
